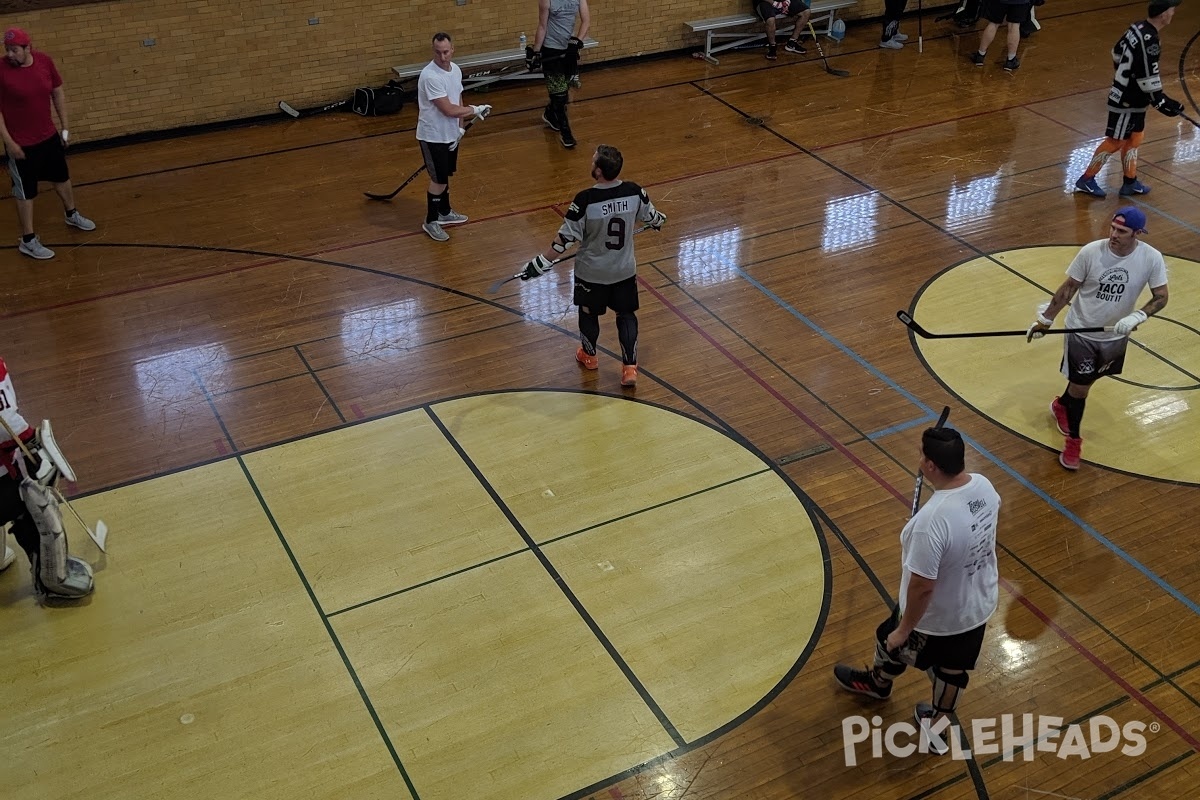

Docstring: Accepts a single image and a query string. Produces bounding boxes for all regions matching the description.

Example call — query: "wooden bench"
[686,0,857,65]
[393,39,599,93]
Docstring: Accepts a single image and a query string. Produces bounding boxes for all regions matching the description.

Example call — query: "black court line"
[1179,28,1200,118]
[424,403,688,748]
[295,345,346,423]
[1096,751,1196,800]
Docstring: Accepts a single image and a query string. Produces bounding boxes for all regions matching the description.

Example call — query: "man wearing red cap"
[1025,207,1170,470]
[0,27,95,260]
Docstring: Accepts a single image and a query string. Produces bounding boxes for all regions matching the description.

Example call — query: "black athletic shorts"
[418,139,458,184]
[1060,333,1128,385]
[755,0,809,21]
[7,133,69,201]
[573,274,639,315]
[877,607,987,671]
[1106,109,1147,140]
[983,0,1031,24]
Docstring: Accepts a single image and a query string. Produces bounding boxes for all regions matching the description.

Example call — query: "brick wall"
[4,0,892,140]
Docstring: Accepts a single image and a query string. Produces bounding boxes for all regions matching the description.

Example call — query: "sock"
[1122,132,1144,181]
[66,208,77,217]
[438,189,451,216]
[426,192,439,224]
[579,311,600,356]
[1063,390,1085,439]
[21,232,36,243]
[616,311,638,365]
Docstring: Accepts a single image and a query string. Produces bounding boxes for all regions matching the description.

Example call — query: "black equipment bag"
[353,80,408,116]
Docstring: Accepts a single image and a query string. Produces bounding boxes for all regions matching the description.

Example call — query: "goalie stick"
[278,98,350,119]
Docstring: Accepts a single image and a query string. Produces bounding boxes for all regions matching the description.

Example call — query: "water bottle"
[519,32,527,50]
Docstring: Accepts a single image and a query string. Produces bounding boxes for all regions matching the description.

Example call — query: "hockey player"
[514,145,666,387]
[0,356,94,599]
[527,0,590,148]
[1074,1,1185,199]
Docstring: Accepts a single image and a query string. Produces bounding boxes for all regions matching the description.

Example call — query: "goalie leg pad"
[927,666,969,715]
[20,478,93,598]
[34,418,77,485]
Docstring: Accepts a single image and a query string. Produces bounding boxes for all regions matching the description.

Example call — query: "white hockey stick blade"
[278,101,300,118]
[89,520,108,553]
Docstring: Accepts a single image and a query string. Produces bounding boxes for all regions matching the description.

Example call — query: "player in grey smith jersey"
[515,144,666,387]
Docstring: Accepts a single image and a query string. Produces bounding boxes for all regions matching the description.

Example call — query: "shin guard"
[20,478,93,599]
[927,666,969,715]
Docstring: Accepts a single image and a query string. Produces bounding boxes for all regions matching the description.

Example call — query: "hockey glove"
[518,254,554,280]
[1026,302,1052,342]
[471,104,493,122]
[1154,96,1184,117]
[1114,309,1147,336]
[567,36,584,53]
[648,210,667,230]
[450,126,467,152]
[525,47,542,72]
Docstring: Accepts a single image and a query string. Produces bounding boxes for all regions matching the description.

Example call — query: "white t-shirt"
[415,61,463,144]
[899,474,1000,636]
[1063,239,1169,342]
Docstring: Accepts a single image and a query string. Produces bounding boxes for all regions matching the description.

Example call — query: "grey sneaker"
[437,210,468,226]
[65,210,96,231]
[879,38,903,50]
[422,221,449,242]
[18,235,55,260]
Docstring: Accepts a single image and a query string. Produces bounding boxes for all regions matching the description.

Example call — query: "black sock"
[616,311,638,365]
[438,189,451,216]
[1122,176,1137,186]
[66,208,76,217]
[579,311,600,355]
[21,232,36,243]
[1063,392,1086,438]
[426,193,439,224]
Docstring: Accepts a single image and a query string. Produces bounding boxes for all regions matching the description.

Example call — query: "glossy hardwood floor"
[3,2,1200,798]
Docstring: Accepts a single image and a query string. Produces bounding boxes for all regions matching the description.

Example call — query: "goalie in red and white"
[0,356,94,599]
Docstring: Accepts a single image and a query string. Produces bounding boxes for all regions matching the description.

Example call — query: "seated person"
[755,0,810,61]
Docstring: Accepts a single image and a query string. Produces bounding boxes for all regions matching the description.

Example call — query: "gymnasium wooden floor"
[3,2,1200,798]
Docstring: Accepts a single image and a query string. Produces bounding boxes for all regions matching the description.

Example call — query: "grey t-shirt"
[544,0,581,50]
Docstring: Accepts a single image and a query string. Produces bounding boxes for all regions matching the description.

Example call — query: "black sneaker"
[970,51,985,67]
[784,39,806,55]
[1003,56,1020,72]
[833,664,892,699]
[560,125,577,149]
[541,107,560,131]
[766,44,778,61]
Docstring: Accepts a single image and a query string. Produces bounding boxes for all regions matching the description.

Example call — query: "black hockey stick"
[911,406,950,517]
[896,310,1111,338]
[278,98,350,118]
[1181,111,1200,130]
[487,225,653,294]
[807,22,850,78]
[364,118,482,201]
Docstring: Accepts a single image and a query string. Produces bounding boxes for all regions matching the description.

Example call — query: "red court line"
[636,278,1200,753]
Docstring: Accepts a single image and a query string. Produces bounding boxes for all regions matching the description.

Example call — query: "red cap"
[4,28,31,47]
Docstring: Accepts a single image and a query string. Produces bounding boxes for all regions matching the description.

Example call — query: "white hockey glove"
[449,126,467,152]
[1026,302,1053,343]
[516,254,553,281]
[1113,309,1147,336]
[471,104,493,122]
[648,210,667,230]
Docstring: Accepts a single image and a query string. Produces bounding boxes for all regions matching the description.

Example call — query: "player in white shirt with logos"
[1027,206,1170,470]
[834,427,1000,755]
[0,356,94,599]
[415,32,491,242]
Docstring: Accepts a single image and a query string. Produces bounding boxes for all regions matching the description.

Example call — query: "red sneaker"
[575,347,598,370]
[1050,397,1070,436]
[1060,436,1082,470]
[620,364,638,387]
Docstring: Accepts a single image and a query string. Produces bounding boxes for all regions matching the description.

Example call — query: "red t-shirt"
[0,51,63,147]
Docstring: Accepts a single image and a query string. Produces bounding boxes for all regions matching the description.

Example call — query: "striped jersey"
[557,181,658,285]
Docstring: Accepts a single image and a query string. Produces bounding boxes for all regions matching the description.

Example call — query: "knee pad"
[928,666,969,714]
[19,479,93,599]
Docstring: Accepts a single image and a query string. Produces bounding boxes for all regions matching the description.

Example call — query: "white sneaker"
[893,33,909,42]
[422,221,449,242]
[437,210,468,226]
[65,210,96,231]
[18,235,55,260]
[879,38,904,50]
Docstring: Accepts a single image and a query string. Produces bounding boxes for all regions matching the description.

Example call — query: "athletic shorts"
[573,274,639,315]
[1105,109,1147,140]
[983,0,1031,24]
[755,0,809,22]
[7,133,69,201]
[1060,333,1128,385]
[418,140,458,184]
[877,607,987,672]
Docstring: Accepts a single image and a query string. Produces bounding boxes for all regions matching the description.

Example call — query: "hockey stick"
[0,416,107,553]
[911,406,950,517]
[807,22,850,78]
[364,117,481,201]
[896,310,1112,339]
[487,225,653,294]
[278,98,350,119]
[1181,112,1200,130]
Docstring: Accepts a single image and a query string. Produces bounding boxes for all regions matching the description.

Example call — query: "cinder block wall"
[5,0,893,140]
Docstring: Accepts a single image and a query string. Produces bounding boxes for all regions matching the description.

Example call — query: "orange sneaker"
[575,347,598,370]
[1050,397,1070,436]
[620,364,638,387]
[1060,436,1082,470]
